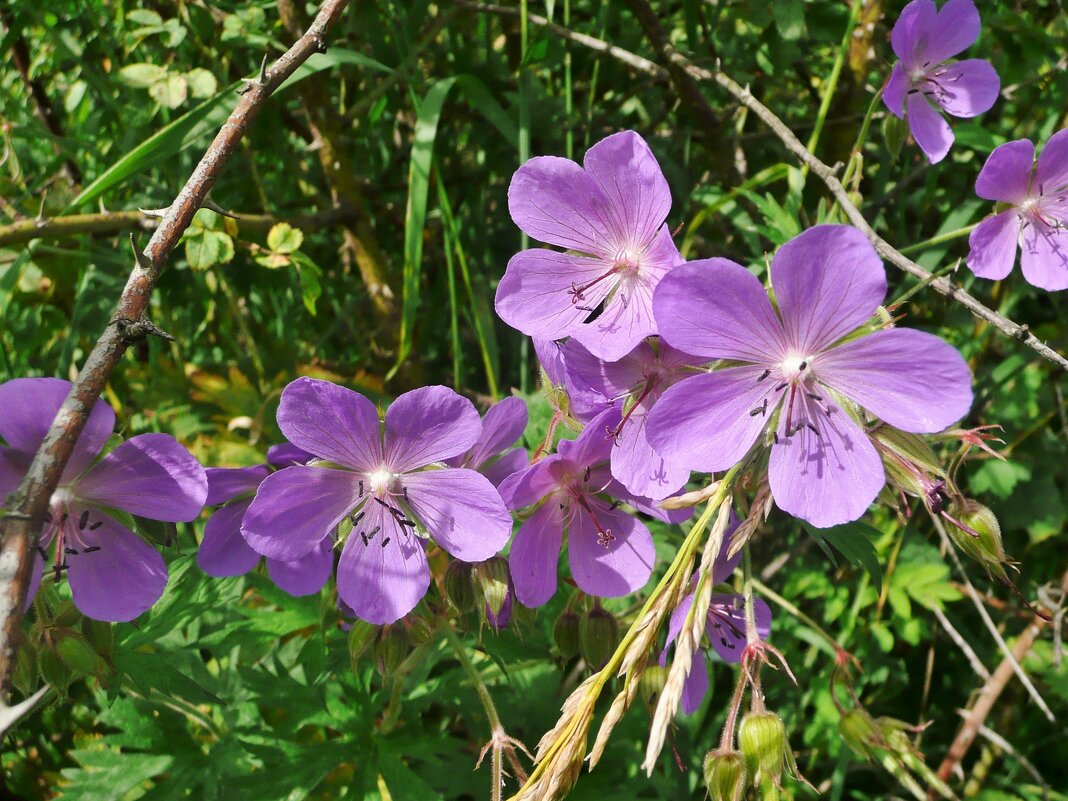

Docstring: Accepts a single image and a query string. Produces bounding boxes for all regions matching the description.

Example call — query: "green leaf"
[118,63,168,88]
[185,67,218,99]
[149,74,188,108]
[185,230,221,270]
[293,254,323,315]
[126,9,163,26]
[267,222,304,254]
[60,750,173,801]
[772,0,806,40]
[804,521,883,592]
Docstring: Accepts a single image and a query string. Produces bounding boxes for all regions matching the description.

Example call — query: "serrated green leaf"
[805,521,884,592]
[267,222,304,254]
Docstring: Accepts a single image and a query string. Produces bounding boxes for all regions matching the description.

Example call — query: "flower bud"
[348,619,377,663]
[406,614,434,646]
[373,626,409,678]
[55,632,105,677]
[474,557,510,617]
[739,712,788,786]
[947,500,1009,582]
[703,749,748,801]
[38,643,72,692]
[81,618,114,660]
[553,609,580,659]
[639,665,667,701]
[444,560,477,614]
[882,113,907,159]
[578,606,618,670]
[839,708,882,761]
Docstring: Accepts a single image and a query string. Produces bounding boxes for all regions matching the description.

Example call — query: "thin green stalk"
[442,623,502,731]
[564,0,573,160]
[439,190,463,390]
[891,258,964,307]
[518,0,531,393]
[899,223,979,256]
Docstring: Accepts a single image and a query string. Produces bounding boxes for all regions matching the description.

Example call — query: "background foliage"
[2,1,1066,799]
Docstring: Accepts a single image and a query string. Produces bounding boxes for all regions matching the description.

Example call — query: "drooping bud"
[55,632,106,677]
[639,665,667,701]
[405,614,434,646]
[553,609,581,659]
[484,583,513,631]
[578,605,618,670]
[348,619,377,664]
[872,426,948,507]
[946,500,1009,582]
[838,708,883,761]
[474,556,510,617]
[703,749,748,801]
[882,113,907,160]
[374,626,409,678]
[444,560,477,614]
[739,711,788,786]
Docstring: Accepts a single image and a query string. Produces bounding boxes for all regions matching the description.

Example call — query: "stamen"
[567,266,622,304]
[381,537,391,548]
[757,369,771,382]
[64,548,79,555]
[359,480,364,497]
[78,511,90,530]
[607,382,657,441]
[83,546,101,553]
[583,466,591,482]
[749,398,769,417]
[89,521,103,530]
[775,382,788,392]
[350,511,365,526]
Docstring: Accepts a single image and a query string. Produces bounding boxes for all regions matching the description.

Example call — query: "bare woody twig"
[605,0,1068,374]
[0,0,352,698]
[0,205,360,248]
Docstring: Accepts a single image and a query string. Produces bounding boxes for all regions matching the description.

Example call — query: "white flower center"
[908,67,927,84]
[779,354,813,382]
[49,487,74,509]
[368,468,394,494]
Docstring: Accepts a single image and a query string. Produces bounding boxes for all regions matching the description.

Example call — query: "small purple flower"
[659,532,772,714]
[883,0,1000,164]
[499,406,685,608]
[967,130,1068,290]
[562,338,705,500]
[196,445,335,597]
[495,131,682,361]
[647,225,973,528]
[241,378,512,625]
[0,378,207,622]
[444,396,529,487]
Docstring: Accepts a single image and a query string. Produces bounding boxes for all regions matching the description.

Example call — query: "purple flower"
[499,406,685,608]
[495,131,681,361]
[659,533,772,714]
[444,396,529,487]
[0,378,207,622]
[647,225,973,528]
[883,0,1000,164]
[562,338,705,500]
[241,378,513,625]
[967,130,1068,290]
[196,445,335,597]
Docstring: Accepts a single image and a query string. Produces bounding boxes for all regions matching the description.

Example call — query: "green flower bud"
[12,639,37,697]
[405,614,434,646]
[739,712,788,786]
[348,619,377,664]
[882,113,907,160]
[81,618,114,660]
[872,426,946,498]
[56,632,105,677]
[639,665,668,701]
[839,709,882,761]
[553,609,581,660]
[703,749,748,801]
[38,644,72,692]
[947,500,1009,582]
[444,560,477,614]
[474,557,510,616]
[578,606,618,670]
[373,626,409,678]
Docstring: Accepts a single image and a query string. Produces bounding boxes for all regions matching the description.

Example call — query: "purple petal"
[932,60,999,119]
[0,377,114,480]
[891,0,938,68]
[1036,129,1068,196]
[654,258,786,362]
[772,225,887,356]
[277,377,383,472]
[1020,221,1068,291]
[556,406,620,468]
[907,92,954,164]
[467,397,528,469]
[266,442,315,467]
[967,211,1021,280]
[817,329,973,432]
[480,448,529,488]
[497,457,561,509]
[25,549,44,612]
[706,594,771,663]
[75,434,207,521]
[243,466,361,560]
[975,139,1034,203]
[883,62,908,118]
[609,402,690,501]
[646,367,771,473]
[485,580,513,629]
[0,446,29,497]
[533,337,569,387]
[508,501,565,608]
[569,268,659,362]
[923,0,981,65]
[565,339,648,400]
[495,249,615,343]
[661,592,695,661]
[608,481,692,525]
[508,155,615,255]
[197,498,260,577]
[67,510,167,622]
[336,501,429,624]
[568,500,654,597]
[680,653,710,714]
[713,514,743,585]
[384,386,481,472]
[267,538,334,597]
[401,468,512,561]
[768,399,884,528]
[205,465,269,506]
[582,130,671,249]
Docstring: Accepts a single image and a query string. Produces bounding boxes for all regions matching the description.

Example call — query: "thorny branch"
[0,0,352,698]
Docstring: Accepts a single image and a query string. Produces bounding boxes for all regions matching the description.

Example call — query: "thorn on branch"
[238,54,272,94]
[129,233,153,271]
[112,315,176,344]
[138,205,171,218]
[202,197,239,219]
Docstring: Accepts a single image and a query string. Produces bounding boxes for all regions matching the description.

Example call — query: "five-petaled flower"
[495,130,681,361]
[647,225,973,528]
[498,406,686,607]
[241,378,512,625]
[444,396,529,487]
[196,443,335,596]
[562,338,705,500]
[967,129,1068,291]
[883,0,1000,164]
[0,378,207,621]
[659,524,772,714]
